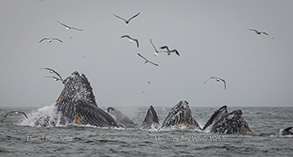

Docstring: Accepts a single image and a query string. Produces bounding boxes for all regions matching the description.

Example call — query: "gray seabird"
[137,53,159,66]
[121,35,139,48]
[4,111,28,119]
[40,67,64,84]
[39,38,63,43]
[159,46,180,56]
[113,12,140,24]
[57,21,83,31]
[249,29,269,36]
[204,77,226,90]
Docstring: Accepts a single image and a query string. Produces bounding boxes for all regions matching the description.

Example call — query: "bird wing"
[134,39,139,48]
[203,78,212,84]
[150,39,159,53]
[137,53,148,61]
[121,35,131,39]
[249,29,258,32]
[57,21,70,29]
[40,68,64,82]
[172,49,180,56]
[19,112,28,119]
[261,32,269,35]
[128,12,140,22]
[53,38,63,43]
[44,76,63,82]
[113,14,127,22]
[148,60,159,66]
[221,79,226,90]
[39,38,49,43]
[204,77,218,83]
[160,46,169,51]
[71,27,83,31]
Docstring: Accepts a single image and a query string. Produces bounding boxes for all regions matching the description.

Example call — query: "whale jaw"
[142,105,159,129]
[203,105,228,130]
[211,110,254,135]
[55,71,118,127]
[161,100,201,130]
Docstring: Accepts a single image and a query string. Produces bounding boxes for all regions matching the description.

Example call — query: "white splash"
[19,104,62,127]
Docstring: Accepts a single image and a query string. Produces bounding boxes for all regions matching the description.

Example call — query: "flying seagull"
[249,29,269,36]
[160,46,180,56]
[40,67,64,83]
[39,38,63,43]
[113,12,140,24]
[4,111,28,119]
[150,39,161,56]
[204,77,226,90]
[57,21,83,31]
[137,53,159,66]
[121,35,139,48]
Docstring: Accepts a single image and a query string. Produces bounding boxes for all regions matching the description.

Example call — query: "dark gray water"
[1,106,292,157]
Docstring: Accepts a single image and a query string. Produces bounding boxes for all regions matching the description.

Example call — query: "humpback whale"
[107,107,137,128]
[210,109,254,135]
[54,71,118,127]
[161,100,201,130]
[141,105,159,129]
[281,127,293,135]
[203,105,228,130]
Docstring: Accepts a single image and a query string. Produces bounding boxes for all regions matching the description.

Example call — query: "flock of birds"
[3,11,273,119]
[38,12,273,92]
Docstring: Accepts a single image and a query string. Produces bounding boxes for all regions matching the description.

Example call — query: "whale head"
[211,110,253,135]
[54,71,118,127]
[142,105,159,129]
[161,100,201,130]
[203,105,228,130]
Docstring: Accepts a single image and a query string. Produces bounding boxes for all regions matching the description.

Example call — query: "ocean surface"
[0,105,292,157]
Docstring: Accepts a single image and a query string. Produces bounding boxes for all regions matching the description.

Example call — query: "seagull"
[204,77,226,90]
[40,67,64,83]
[4,111,28,119]
[160,46,180,56]
[150,39,161,56]
[57,21,83,31]
[113,12,140,24]
[121,35,139,48]
[249,29,269,36]
[39,38,63,43]
[137,53,159,66]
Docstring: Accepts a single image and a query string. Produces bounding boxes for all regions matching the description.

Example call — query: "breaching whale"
[161,100,201,130]
[107,107,137,128]
[141,105,159,129]
[54,71,118,127]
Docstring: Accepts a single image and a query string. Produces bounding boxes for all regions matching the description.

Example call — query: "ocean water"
[0,106,292,157]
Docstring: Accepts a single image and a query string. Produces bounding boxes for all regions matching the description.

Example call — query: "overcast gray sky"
[1,0,293,108]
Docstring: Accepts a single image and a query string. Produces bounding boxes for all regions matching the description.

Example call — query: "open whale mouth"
[203,105,228,130]
[51,71,118,127]
[212,109,254,135]
[142,105,159,129]
[161,100,201,130]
